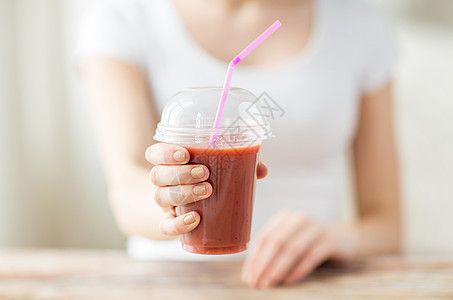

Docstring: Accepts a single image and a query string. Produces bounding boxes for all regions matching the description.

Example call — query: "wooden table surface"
[0,249,452,300]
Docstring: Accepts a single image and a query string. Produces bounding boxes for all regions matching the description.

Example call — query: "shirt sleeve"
[359,4,398,94]
[75,1,146,70]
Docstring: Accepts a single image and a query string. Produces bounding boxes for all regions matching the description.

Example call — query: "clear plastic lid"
[154,87,273,146]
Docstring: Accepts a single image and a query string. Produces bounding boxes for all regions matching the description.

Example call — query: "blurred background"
[0,0,452,252]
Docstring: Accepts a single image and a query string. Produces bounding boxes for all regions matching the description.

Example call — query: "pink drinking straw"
[211,20,282,143]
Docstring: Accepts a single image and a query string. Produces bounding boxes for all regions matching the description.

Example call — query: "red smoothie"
[176,144,260,254]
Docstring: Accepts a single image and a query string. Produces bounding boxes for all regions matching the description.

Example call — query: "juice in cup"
[177,144,260,254]
[154,87,272,255]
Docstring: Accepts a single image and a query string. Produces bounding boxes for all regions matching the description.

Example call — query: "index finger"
[146,143,190,165]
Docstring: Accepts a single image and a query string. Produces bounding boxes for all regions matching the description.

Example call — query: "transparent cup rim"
[179,86,246,92]
[154,123,273,145]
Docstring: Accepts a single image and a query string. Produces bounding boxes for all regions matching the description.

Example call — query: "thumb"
[256,155,268,179]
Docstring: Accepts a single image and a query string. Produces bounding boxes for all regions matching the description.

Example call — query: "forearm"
[80,59,168,240]
[107,163,174,241]
[345,83,401,259]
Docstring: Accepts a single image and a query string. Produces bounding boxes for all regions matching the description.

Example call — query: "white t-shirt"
[76,0,396,260]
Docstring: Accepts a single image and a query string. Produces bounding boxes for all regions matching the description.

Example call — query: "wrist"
[329,225,359,263]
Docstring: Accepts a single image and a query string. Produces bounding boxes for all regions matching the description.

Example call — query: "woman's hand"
[242,210,355,288]
[145,143,211,237]
[145,143,268,237]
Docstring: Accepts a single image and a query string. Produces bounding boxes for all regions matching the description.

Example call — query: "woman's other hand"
[242,210,355,288]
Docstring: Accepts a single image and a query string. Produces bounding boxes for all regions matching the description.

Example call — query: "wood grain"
[0,249,452,299]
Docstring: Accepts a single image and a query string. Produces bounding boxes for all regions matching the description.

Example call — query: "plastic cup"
[154,87,272,254]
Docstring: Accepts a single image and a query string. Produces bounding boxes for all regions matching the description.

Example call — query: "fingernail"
[262,280,272,288]
[173,150,186,162]
[241,271,249,282]
[252,277,260,288]
[245,273,253,284]
[183,213,196,225]
[190,166,205,179]
[193,184,206,195]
